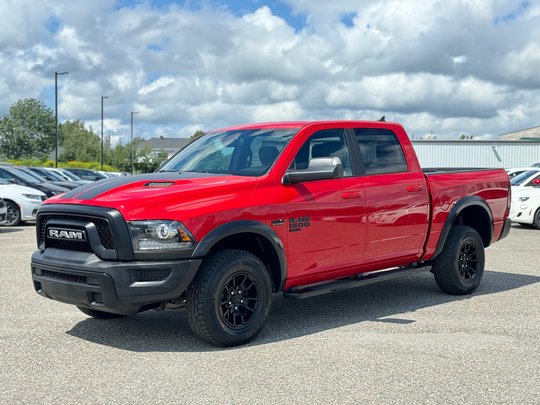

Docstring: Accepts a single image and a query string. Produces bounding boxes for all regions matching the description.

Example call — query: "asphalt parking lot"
[0,225,538,404]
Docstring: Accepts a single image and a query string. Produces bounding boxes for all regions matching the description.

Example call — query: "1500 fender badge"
[289,216,310,232]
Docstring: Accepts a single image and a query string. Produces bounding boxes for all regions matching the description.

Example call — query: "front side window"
[289,129,352,176]
[354,128,408,174]
[160,128,297,176]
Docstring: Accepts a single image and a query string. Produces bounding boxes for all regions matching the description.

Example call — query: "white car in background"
[509,187,540,228]
[509,169,540,192]
[0,180,46,226]
[506,167,537,179]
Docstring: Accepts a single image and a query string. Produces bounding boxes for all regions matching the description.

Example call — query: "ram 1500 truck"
[31,121,511,346]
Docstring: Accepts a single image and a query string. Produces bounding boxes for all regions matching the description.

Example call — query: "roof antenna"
[378,115,386,122]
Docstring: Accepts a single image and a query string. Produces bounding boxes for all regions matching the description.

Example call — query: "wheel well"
[3,199,17,206]
[208,232,282,292]
[454,205,492,246]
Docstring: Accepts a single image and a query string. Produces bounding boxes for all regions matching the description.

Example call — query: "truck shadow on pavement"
[0,227,24,233]
[66,270,539,352]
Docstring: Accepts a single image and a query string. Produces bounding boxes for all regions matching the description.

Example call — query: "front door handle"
[341,191,362,199]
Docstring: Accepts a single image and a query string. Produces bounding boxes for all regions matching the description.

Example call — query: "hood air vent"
[144,181,175,188]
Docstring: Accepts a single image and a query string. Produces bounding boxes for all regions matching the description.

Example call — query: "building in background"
[498,125,540,141]
[136,137,191,160]
[411,140,540,168]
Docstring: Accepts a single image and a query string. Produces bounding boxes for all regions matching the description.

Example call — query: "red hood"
[46,172,259,220]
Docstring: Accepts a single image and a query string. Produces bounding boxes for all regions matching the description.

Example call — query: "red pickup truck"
[31,121,511,346]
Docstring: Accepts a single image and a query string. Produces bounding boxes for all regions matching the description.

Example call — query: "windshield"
[58,169,82,181]
[510,170,540,186]
[160,128,298,176]
[38,169,63,181]
[18,167,47,182]
[7,167,41,183]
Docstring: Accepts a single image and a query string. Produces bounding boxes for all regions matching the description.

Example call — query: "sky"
[0,0,539,144]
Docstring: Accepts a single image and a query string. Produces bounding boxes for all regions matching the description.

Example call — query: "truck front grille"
[41,269,88,284]
[38,214,116,254]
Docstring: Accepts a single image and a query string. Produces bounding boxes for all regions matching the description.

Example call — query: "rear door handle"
[406,185,424,192]
[341,191,362,199]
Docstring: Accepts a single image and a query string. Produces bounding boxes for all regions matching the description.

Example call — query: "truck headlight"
[519,196,530,202]
[128,220,195,252]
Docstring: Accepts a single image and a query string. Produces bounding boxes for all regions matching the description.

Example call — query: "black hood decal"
[61,172,221,200]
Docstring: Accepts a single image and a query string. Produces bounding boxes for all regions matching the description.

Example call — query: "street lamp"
[54,71,68,168]
[100,95,109,170]
[130,111,139,175]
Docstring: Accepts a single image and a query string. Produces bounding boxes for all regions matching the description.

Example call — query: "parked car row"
[0,165,128,226]
[507,167,540,229]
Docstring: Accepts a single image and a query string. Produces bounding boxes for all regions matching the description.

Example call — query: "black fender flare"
[431,196,493,260]
[192,220,287,291]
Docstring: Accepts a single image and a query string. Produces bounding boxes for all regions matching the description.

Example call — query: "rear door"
[351,128,429,265]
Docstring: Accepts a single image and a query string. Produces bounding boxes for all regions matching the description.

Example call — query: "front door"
[283,128,366,284]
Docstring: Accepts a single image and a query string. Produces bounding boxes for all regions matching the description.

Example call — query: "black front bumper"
[31,249,202,315]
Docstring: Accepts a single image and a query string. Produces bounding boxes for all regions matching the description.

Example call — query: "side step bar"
[283,265,432,300]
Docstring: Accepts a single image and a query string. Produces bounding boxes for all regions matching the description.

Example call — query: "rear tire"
[4,201,21,226]
[432,226,485,295]
[77,306,126,319]
[186,249,272,347]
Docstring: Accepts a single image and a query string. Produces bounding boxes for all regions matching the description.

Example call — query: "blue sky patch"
[494,0,529,24]
[340,12,357,28]
[45,15,61,34]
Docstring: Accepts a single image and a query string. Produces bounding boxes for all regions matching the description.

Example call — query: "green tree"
[109,140,132,172]
[0,98,55,159]
[190,129,205,141]
[59,120,100,162]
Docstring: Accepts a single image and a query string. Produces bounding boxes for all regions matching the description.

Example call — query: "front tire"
[77,306,126,319]
[3,201,21,226]
[186,249,273,347]
[432,226,485,295]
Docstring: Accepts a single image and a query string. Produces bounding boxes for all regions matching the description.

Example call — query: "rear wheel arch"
[432,196,493,260]
[193,221,286,292]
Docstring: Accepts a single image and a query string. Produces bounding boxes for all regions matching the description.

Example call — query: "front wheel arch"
[193,221,286,292]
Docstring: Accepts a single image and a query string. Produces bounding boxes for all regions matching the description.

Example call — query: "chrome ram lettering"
[48,228,86,240]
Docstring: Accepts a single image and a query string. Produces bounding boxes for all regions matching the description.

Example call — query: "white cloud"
[0,0,539,143]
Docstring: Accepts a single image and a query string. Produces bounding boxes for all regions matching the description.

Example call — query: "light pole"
[100,95,109,170]
[130,111,139,175]
[54,71,68,167]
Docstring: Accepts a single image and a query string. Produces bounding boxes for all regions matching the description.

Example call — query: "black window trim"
[346,127,410,176]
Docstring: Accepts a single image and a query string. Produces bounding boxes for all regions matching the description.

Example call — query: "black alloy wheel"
[457,241,479,284]
[218,272,259,329]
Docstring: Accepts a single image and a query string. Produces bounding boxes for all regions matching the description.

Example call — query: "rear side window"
[353,128,408,174]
